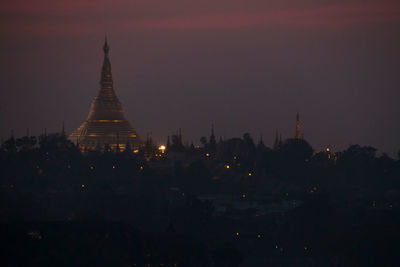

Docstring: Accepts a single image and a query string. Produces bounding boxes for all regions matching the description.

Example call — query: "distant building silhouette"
[69,37,141,152]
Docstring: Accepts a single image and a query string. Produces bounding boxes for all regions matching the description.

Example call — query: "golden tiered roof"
[69,38,141,152]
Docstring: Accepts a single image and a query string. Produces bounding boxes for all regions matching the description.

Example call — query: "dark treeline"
[1,132,400,266]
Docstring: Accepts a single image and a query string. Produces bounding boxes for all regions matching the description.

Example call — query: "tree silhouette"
[281,138,314,163]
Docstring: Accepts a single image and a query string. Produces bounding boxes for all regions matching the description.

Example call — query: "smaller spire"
[295,112,302,139]
[209,123,217,152]
[103,34,109,54]
[258,133,266,149]
[62,121,65,136]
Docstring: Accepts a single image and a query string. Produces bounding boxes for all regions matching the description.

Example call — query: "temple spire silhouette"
[295,112,302,139]
[209,123,216,153]
[61,121,65,136]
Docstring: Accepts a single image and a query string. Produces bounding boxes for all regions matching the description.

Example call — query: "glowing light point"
[158,145,166,153]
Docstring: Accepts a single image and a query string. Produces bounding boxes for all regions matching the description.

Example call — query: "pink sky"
[1,0,399,35]
[1,0,400,154]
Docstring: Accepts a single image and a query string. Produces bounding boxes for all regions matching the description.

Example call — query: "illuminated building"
[69,38,141,152]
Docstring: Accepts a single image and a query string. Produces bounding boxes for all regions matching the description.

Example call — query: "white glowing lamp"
[158,145,166,153]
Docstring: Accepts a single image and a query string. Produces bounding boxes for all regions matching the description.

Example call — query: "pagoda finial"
[103,34,109,54]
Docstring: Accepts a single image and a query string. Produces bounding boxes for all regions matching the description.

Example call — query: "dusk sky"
[1,0,399,155]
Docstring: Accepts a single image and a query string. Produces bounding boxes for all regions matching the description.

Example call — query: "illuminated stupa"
[69,38,141,152]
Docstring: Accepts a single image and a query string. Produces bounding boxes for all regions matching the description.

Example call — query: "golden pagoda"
[69,38,141,152]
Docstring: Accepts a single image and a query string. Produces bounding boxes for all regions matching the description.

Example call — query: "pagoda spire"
[98,35,115,100]
[103,34,109,54]
[85,37,123,121]
[295,112,302,139]
[210,123,216,142]
[69,37,142,152]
